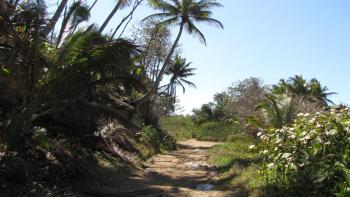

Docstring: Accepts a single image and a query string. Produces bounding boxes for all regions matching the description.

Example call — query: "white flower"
[310,129,317,135]
[303,113,310,117]
[326,129,337,136]
[248,145,255,150]
[262,150,269,154]
[330,108,336,114]
[43,67,48,72]
[282,153,292,159]
[275,138,282,144]
[304,134,311,140]
[257,132,263,137]
[316,136,322,143]
[260,135,267,141]
[267,163,274,169]
[289,163,297,170]
[344,127,350,134]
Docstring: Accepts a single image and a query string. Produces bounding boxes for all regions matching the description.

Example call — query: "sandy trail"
[105,139,236,197]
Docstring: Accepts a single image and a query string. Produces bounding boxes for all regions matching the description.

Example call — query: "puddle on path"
[196,183,215,191]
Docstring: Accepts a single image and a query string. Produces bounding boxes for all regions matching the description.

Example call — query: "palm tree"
[255,95,295,129]
[272,75,336,106]
[193,103,215,124]
[41,0,69,37]
[288,75,309,96]
[98,0,132,34]
[163,54,196,103]
[56,1,90,47]
[308,78,336,106]
[136,0,223,104]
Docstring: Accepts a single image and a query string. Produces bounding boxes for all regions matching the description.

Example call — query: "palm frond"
[194,17,223,29]
[186,20,206,44]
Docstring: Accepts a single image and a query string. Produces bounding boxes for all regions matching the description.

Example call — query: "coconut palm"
[308,78,336,106]
[255,95,296,128]
[41,0,69,37]
[272,75,336,106]
[56,1,90,47]
[272,75,308,97]
[98,0,133,33]
[193,102,215,124]
[163,54,196,103]
[136,0,223,104]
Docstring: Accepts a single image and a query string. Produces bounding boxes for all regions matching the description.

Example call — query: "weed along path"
[100,139,237,196]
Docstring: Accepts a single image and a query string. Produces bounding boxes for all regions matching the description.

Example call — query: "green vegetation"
[160,116,197,140]
[136,0,224,103]
[0,0,222,195]
[208,136,265,196]
[255,108,350,196]
[160,116,242,141]
[1,1,349,196]
[193,121,242,141]
[183,75,348,196]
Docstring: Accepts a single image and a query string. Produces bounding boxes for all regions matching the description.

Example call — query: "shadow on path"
[82,139,242,197]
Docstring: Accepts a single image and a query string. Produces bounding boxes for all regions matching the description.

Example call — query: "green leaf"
[0,65,11,76]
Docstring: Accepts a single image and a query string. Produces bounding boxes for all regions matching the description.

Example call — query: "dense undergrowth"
[1,0,208,195]
[0,124,176,196]
[0,133,131,196]
[254,109,350,196]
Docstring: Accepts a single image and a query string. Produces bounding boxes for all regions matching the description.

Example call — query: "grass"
[160,115,282,196]
[194,121,242,141]
[208,135,267,196]
[160,115,242,141]
[160,115,197,140]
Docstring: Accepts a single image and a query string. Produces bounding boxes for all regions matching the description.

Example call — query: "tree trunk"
[135,22,184,105]
[111,0,143,39]
[98,1,121,34]
[56,2,78,48]
[41,0,68,37]
[89,0,98,12]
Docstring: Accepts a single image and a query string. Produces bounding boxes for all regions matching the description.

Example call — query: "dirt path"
[103,139,236,197]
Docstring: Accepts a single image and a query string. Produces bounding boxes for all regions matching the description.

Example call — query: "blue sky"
[54,0,350,114]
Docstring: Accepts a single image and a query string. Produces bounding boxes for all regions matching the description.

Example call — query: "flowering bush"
[255,108,350,195]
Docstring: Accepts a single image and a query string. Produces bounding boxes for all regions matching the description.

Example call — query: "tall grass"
[159,116,197,140]
[160,116,242,141]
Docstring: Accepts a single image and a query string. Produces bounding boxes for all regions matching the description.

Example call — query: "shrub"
[4,109,33,151]
[32,127,50,150]
[255,108,350,196]
[140,125,161,149]
[140,125,176,152]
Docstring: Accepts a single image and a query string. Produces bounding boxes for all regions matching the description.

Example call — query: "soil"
[86,139,239,197]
